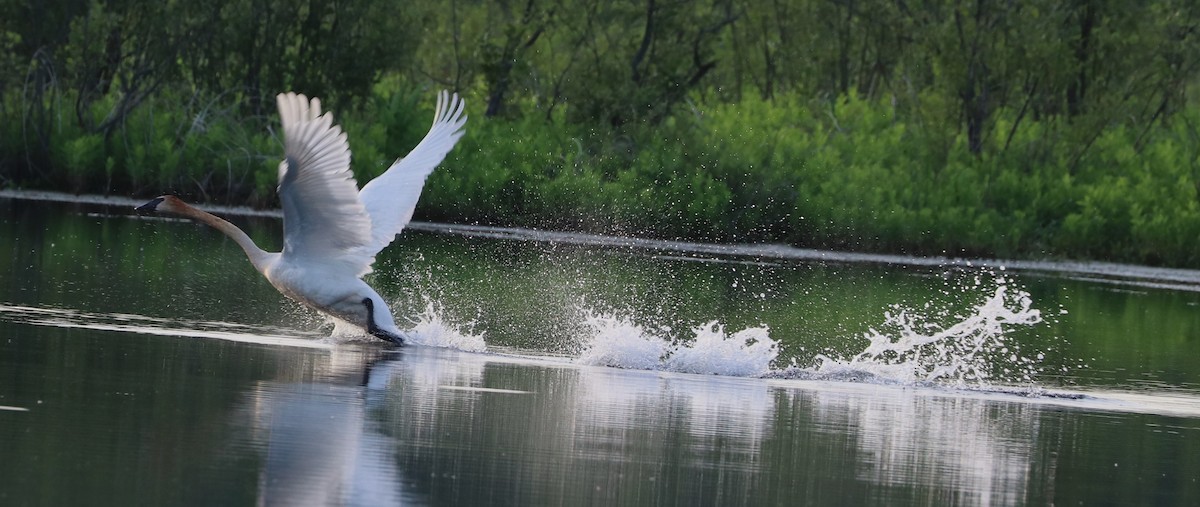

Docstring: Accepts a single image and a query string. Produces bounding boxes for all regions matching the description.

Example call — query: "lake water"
[1,192,1198,505]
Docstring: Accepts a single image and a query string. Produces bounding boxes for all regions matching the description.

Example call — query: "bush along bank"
[5,88,1200,267]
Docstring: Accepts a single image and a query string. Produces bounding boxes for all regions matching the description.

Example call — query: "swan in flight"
[137,91,467,345]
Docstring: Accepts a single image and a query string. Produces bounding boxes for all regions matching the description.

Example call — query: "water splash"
[576,312,778,376]
[812,279,1043,386]
[663,322,777,376]
[401,300,488,352]
[576,315,669,370]
[324,297,487,353]
[574,274,1048,388]
[385,259,1049,386]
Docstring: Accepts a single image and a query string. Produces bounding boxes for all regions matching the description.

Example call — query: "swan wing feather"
[276,92,373,274]
[358,90,466,257]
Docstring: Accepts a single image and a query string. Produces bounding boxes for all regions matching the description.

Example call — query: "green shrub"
[8,81,1200,267]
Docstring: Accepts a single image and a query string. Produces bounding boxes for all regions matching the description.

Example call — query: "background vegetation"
[2,0,1200,266]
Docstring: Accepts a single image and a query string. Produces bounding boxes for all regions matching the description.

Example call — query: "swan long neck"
[178,202,273,272]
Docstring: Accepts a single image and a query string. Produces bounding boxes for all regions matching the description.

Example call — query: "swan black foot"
[362,298,404,346]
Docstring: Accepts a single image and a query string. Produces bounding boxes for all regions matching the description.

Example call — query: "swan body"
[138,91,467,344]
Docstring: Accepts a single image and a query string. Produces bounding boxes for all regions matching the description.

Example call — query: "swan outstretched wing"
[358,90,467,257]
[276,92,373,273]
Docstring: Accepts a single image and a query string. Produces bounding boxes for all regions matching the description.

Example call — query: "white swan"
[137,91,467,344]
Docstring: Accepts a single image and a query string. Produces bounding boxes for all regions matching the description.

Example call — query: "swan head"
[136,195,186,213]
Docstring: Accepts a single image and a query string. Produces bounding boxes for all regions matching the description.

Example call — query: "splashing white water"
[324,298,487,353]
[386,262,1047,386]
[813,279,1043,386]
[402,301,488,352]
[663,322,778,376]
[573,275,1047,387]
[577,313,778,376]
[576,315,669,370]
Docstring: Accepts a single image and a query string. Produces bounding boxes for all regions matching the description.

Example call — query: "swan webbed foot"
[362,297,404,346]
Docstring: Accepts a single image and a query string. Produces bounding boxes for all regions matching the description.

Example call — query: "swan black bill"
[135,197,164,212]
[363,298,404,346]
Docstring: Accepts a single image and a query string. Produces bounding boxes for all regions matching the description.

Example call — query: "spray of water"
[663,322,778,376]
[387,252,1051,387]
[576,314,778,376]
[575,314,669,370]
[812,279,1044,386]
[322,294,486,352]
[401,300,488,352]
[571,273,1048,387]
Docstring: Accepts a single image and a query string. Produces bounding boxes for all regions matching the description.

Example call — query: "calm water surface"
[1,194,1199,505]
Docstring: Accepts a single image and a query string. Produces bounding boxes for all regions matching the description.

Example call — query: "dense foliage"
[2,0,1200,266]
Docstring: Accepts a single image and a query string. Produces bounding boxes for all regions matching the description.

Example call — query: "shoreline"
[6,188,1200,290]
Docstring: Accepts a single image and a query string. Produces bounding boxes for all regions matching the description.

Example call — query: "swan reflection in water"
[241,346,414,506]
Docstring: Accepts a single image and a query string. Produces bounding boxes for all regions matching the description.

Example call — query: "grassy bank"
[429,92,1200,266]
[4,85,1200,267]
